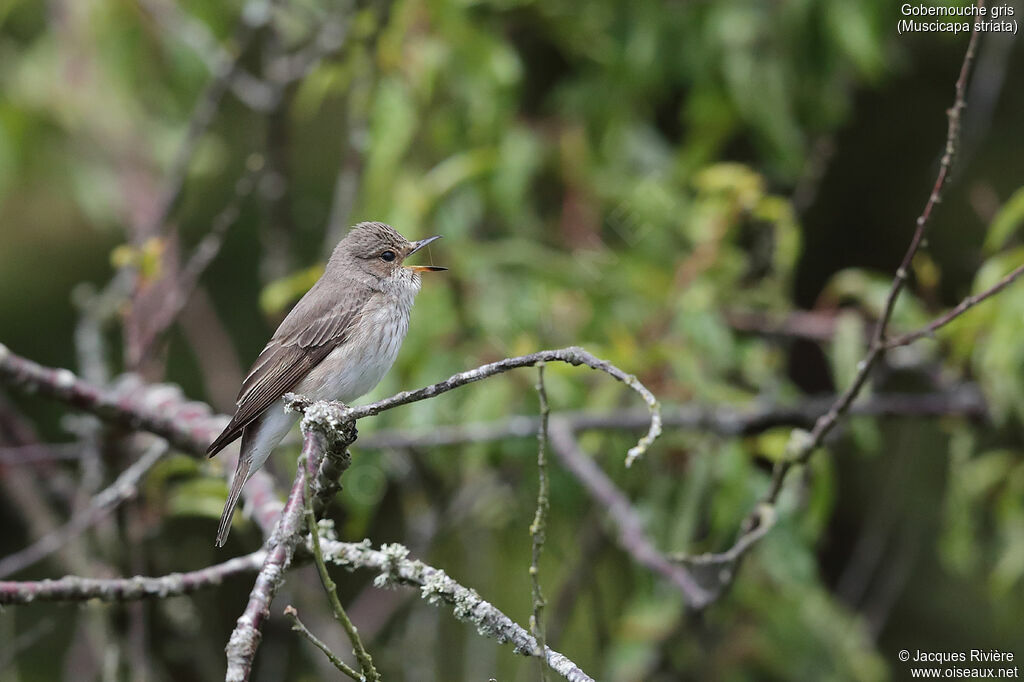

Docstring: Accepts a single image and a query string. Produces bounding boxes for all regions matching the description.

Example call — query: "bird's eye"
[380,250,397,262]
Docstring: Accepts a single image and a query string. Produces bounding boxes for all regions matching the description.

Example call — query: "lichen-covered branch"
[528,364,550,678]
[289,345,661,467]
[0,551,265,605]
[318,540,595,682]
[301,448,379,681]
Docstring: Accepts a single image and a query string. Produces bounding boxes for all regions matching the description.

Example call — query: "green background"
[1,1,1023,680]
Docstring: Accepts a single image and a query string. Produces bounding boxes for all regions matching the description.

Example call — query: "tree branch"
[224,432,326,682]
[548,420,711,607]
[528,364,550,678]
[289,345,661,467]
[885,262,1024,348]
[354,385,987,449]
[0,551,265,605]
[702,13,987,605]
[0,438,169,579]
[283,605,362,680]
[318,539,596,682]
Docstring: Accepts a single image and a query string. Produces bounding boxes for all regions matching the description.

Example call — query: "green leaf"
[167,478,229,520]
[259,264,325,315]
[984,186,1024,253]
[830,310,866,390]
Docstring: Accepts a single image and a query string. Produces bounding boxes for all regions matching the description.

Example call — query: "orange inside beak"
[406,265,448,272]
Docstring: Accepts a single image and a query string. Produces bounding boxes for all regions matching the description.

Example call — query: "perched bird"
[207,222,445,546]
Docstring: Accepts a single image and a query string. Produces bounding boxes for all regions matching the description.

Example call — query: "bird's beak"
[405,235,447,272]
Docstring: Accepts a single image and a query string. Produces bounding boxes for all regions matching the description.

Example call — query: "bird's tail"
[216,456,251,547]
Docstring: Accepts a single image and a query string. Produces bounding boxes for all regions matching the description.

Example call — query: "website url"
[909,668,1020,679]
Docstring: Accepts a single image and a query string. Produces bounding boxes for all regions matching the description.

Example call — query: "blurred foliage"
[1,0,1023,681]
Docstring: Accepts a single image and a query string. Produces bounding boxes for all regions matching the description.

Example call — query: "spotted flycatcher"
[206,221,445,546]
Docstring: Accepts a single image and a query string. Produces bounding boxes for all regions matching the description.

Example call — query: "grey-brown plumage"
[207,222,445,546]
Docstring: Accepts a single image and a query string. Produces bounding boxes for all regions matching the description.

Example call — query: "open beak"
[405,235,447,272]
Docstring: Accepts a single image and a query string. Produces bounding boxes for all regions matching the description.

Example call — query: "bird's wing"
[206,280,372,457]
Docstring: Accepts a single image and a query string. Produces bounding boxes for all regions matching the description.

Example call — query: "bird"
[206,221,446,546]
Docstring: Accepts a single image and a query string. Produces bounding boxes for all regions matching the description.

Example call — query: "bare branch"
[548,421,711,607]
[0,438,169,579]
[2,343,984,456]
[703,13,988,604]
[284,605,362,681]
[885,263,1024,349]
[355,385,987,449]
[0,551,265,605]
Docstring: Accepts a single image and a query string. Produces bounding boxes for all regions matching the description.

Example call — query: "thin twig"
[288,345,662,467]
[302,453,379,681]
[885,262,1024,348]
[703,13,987,604]
[0,438,169,579]
[529,363,550,680]
[283,605,362,680]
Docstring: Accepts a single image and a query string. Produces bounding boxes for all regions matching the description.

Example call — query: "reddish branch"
[0,343,282,540]
[224,433,329,682]
[0,343,220,455]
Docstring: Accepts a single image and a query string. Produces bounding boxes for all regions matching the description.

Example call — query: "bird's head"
[333,221,447,282]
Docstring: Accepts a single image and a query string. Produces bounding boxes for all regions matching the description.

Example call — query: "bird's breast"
[296,295,413,403]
